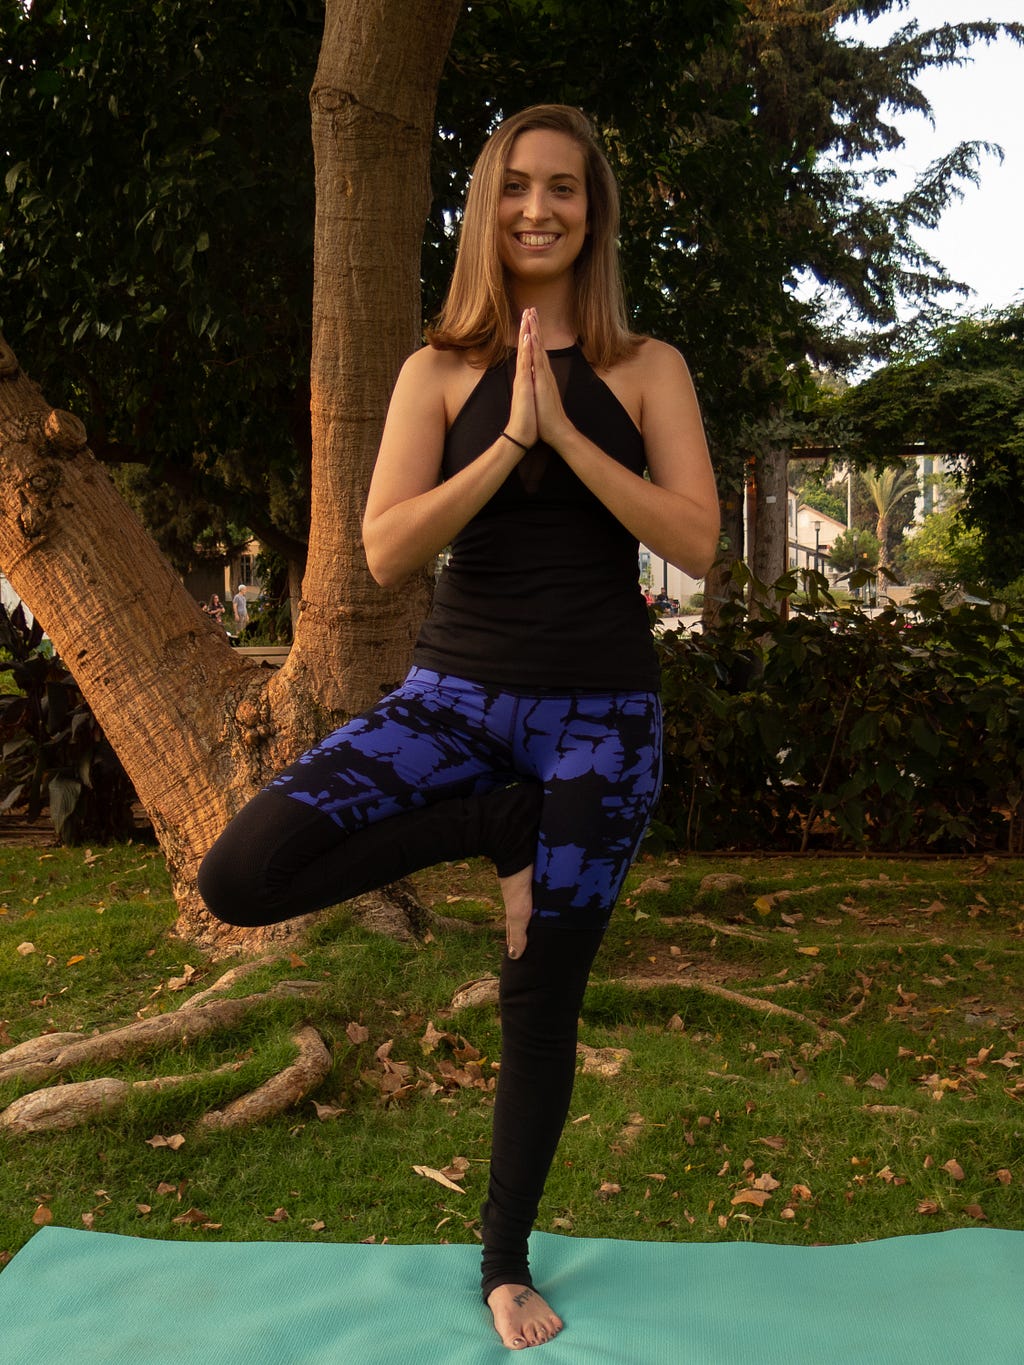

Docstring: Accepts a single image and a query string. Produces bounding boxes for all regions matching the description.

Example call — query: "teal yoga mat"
[0,1225,1021,1363]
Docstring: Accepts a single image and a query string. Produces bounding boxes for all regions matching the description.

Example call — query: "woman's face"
[496,128,589,283]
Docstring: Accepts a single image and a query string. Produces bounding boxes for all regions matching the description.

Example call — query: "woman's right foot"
[498,863,534,959]
[486,1283,564,1350]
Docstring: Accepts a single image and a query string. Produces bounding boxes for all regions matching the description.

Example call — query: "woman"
[200,104,719,1351]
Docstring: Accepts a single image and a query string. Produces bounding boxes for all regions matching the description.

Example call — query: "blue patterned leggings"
[199,666,662,1299]
[200,666,662,930]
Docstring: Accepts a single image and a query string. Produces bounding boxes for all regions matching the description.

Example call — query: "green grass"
[1,843,1022,1269]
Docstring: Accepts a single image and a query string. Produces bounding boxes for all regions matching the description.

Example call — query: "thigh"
[515,692,663,926]
[267,668,515,830]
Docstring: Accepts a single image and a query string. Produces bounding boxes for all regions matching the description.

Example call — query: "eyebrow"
[504,167,583,184]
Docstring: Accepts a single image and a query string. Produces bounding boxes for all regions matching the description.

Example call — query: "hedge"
[654,568,1024,855]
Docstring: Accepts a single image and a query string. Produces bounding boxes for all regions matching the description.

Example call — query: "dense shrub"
[0,604,139,844]
[655,568,1024,854]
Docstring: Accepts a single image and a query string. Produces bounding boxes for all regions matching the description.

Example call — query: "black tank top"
[412,344,660,691]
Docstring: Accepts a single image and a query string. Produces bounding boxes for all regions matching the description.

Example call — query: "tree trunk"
[750,441,789,616]
[0,0,462,947]
[299,0,461,715]
[702,486,744,631]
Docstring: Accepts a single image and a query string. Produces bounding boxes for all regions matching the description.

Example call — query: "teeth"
[518,233,558,246]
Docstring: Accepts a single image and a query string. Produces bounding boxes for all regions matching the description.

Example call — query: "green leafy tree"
[895,501,986,593]
[832,305,1024,588]
[0,0,321,584]
[828,525,880,575]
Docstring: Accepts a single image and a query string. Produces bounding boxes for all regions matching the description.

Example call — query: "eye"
[503,179,525,194]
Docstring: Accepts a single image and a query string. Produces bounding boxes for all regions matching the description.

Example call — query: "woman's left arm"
[533,326,720,577]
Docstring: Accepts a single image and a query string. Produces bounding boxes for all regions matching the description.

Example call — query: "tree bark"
[750,440,790,616]
[0,0,462,947]
[702,486,744,630]
[299,0,461,715]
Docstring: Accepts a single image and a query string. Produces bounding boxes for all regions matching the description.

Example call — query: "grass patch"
[1,845,1021,1267]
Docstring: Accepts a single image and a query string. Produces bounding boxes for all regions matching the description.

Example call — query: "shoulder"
[632,337,694,383]
[594,338,695,429]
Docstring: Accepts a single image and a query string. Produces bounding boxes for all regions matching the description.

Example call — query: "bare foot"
[487,1283,563,1350]
[498,863,534,960]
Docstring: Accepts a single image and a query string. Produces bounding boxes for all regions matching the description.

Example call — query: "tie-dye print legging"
[201,665,662,932]
[199,666,662,1303]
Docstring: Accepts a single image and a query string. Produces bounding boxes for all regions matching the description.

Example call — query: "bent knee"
[197,840,270,927]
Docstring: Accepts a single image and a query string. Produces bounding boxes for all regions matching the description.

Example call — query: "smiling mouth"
[515,232,560,247]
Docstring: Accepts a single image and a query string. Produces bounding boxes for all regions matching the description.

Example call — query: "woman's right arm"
[363,327,536,588]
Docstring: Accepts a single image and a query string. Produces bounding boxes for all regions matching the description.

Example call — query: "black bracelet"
[501,430,530,452]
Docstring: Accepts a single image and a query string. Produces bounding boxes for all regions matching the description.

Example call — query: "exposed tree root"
[196,1026,331,1131]
[0,980,321,1087]
[0,1060,247,1135]
[0,969,326,1134]
[607,976,845,1051]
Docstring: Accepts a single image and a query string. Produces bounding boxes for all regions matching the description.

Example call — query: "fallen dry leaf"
[136,1204,152,1215]
[943,1159,965,1182]
[172,1207,217,1226]
[916,1199,941,1215]
[310,1100,345,1121]
[731,1188,771,1208]
[994,1169,1013,1186]
[864,1073,888,1091]
[413,1165,465,1194]
[32,1205,52,1226]
[66,955,86,967]
[962,1204,987,1221]
[796,946,820,957]
[145,1134,185,1151]
[752,1173,780,1192]
[16,942,35,956]
[597,1182,621,1200]
[346,1021,370,1046]
[265,1207,289,1223]
[440,1156,471,1182]
[167,964,199,991]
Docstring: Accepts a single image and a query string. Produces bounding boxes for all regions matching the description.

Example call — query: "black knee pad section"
[480,919,605,1302]
[481,781,545,879]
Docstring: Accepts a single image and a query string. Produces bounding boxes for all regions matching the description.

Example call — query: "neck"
[507,277,577,347]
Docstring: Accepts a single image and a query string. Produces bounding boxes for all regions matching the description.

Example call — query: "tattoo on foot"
[512,1288,535,1308]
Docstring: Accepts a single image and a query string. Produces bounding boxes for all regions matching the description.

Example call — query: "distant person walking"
[232,585,248,633]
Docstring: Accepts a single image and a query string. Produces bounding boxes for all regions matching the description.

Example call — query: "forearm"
[554,426,720,577]
[363,435,524,588]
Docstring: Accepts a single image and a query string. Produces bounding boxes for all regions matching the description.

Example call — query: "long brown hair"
[427,105,642,369]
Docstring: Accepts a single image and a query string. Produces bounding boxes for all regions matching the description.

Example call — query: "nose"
[522,186,548,223]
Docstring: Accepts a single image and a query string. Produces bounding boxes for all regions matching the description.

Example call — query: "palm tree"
[860,464,920,569]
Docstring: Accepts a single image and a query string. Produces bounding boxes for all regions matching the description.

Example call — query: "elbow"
[362,520,400,589]
[689,537,719,580]
[668,526,720,581]
[365,549,403,591]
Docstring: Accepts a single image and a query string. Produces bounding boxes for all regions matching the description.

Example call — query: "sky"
[844,0,1023,314]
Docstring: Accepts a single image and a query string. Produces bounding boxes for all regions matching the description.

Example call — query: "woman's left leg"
[482,691,663,1349]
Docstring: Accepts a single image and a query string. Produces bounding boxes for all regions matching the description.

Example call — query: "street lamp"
[813,520,821,574]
